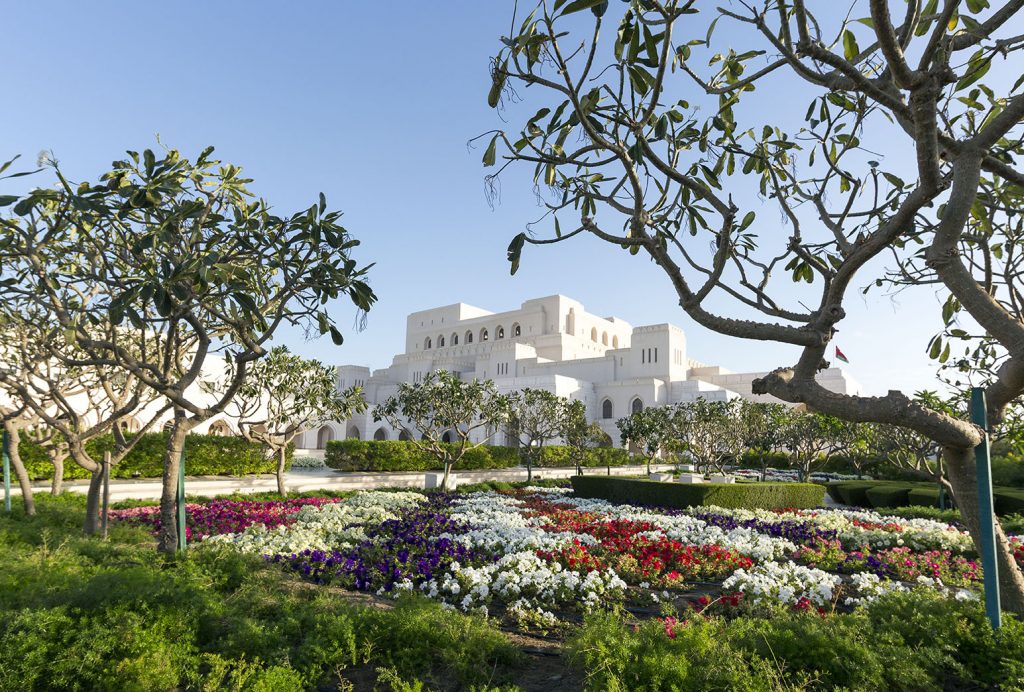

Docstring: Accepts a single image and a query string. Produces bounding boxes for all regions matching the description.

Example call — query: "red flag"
[835,346,850,364]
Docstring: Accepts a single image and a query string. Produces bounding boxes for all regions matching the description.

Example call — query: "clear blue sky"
[1,2,957,396]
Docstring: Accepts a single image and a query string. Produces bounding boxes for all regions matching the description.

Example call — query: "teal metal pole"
[2,429,10,514]
[970,387,1001,629]
[176,443,187,552]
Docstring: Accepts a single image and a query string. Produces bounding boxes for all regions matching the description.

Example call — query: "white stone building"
[298,295,860,449]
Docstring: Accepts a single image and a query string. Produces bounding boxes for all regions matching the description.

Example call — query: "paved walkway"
[15,464,677,501]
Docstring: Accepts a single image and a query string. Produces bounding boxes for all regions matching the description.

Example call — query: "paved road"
[14,463,678,501]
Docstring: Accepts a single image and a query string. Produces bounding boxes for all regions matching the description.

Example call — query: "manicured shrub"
[991,453,1024,489]
[324,440,521,472]
[17,432,289,481]
[833,481,876,507]
[324,439,629,472]
[569,476,824,510]
[864,484,915,509]
[825,482,845,504]
[907,486,942,508]
[830,480,1019,515]
[995,488,1024,516]
[737,450,790,470]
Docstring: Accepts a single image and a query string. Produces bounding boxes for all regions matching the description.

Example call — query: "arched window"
[119,416,141,434]
[631,397,644,414]
[466,330,473,344]
[373,427,388,441]
[317,425,335,449]
[590,327,598,342]
[347,425,361,440]
[398,429,412,441]
[496,326,505,339]
[424,337,432,349]
[512,323,521,337]
[438,335,445,347]
[612,335,619,348]
[480,328,489,342]
[208,420,231,436]
[601,399,614,419]
[441,430,453,443]
[601,332,608,346]
[451,333,459,346]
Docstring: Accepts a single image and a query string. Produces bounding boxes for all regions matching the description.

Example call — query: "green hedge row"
[569,476,825,510]
[16,432,288,481]
[826,480,1024,516]
[324,439,630,472]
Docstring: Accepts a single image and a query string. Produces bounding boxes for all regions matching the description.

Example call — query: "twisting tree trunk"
[50,455,64,496]
[441,460,452,492]
[83,470,103,535]
[4,425,35,516]
[276,446,288,496]
[158,420,190,554]
[944,446,1024,614]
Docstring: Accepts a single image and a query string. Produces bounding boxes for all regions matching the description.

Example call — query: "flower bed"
[113,486,1022,625]
[109,496,339,541]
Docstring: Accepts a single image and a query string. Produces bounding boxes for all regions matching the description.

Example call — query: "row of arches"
[424,323,522,350]
[118,417,235,436]
[589,327,619,348]
[314,425,455,448]
[601,396,644,420]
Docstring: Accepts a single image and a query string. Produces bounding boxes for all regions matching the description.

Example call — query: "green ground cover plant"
[568,594,1024,691]
[0,495,520,691]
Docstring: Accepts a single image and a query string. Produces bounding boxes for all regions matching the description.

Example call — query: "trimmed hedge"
[834,482,877,508]
[864,484,916,509]
[907,486,942,508]
[18,432,287,481]
[569,476,825,510]
[995,489,1024,516]
[829,480,1024,516]
[324,439,630,473]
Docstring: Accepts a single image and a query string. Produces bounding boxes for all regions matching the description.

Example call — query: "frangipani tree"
[738,400,793,481]
[839,420,882,480]
[783,411,846,482]
[231,346,367,494]
[560,399,607,475]
[671,398,744,475]
[507,388,568,481]
[487,0,1024,609]
[616,405,671,474]
[373,371,510,490]
[1,147,376,551]
[0,319,166,534]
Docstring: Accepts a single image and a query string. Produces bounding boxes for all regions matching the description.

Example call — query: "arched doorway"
[398,429,412,441]
[347,425,361,440]
[441,430,452,443]
[373,427,388,441]
[317,426,335,449]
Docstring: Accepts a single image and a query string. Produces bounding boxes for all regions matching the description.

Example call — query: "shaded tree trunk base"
[945,446,1024,615]
[5,427,36,516]
[158,421,190,554]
